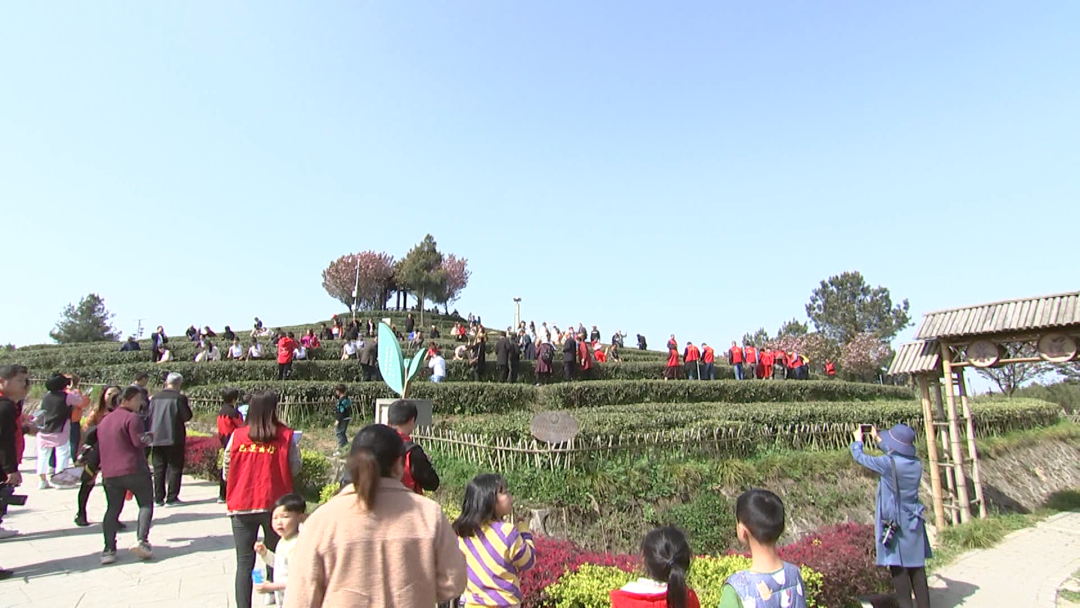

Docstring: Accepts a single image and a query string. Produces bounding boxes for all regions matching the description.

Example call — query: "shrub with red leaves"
[777,523,891,607]
[520,536,639,607]
[184,436,223,482]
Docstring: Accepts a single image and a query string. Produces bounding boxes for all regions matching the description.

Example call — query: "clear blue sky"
[2,3,1078,358]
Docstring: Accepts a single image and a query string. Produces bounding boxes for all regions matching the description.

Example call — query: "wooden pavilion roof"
[915,291,1080,341]
[888,340,941,376]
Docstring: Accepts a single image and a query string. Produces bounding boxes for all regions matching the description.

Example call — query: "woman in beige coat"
[284,424,467,607]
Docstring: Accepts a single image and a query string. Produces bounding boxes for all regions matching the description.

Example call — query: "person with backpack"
[387,401,439,494]
[216,388,245,504]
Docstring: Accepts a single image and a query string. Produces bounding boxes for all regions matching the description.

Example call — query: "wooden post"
[940,342,972,523]
[956,370,988,519]
[932,379,959,524]
[918,376,947,529]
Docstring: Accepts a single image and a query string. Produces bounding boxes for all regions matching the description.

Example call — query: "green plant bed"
[175,379,918,425]
[436,398,1061,442]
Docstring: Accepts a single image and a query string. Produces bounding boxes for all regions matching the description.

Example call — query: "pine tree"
[49,293,120,344]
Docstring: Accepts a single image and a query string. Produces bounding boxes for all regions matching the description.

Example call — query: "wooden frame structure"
[889,291,1080,528]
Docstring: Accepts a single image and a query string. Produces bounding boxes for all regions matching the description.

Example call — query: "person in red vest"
[787,351,802,380]
[216,388,245,503]
[760,348,774,379]
[683,342,701,380]
[743,343,758,380]
[276,332,298,380]
[773,349,788,379]
[728,341,745,380]
[825,360,837,378]
[386,401,440,494]
[701,343,716,381]
[664,342,680,381]
[222,391,300,608]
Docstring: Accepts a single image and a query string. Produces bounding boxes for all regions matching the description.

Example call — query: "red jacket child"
[277,336,298,364]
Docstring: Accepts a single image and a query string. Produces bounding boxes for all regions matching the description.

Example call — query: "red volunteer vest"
[685,345,700,362]
[398,432,424,494]
[702,346,715,364]
[226,425,294,512]
[744,346,758,364]
[730,346,744,364]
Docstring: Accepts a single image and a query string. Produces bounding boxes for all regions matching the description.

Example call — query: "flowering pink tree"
[321,251,396,311]
[840,332,892,380]
[434,254,470,314]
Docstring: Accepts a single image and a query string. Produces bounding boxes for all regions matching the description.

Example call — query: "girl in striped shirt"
[453,474,536,606]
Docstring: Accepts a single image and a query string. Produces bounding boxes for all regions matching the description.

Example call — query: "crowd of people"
[0,355,931,607]
[661,338,836,382]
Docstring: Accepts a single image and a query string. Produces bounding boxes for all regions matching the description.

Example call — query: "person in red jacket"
[277,332,298,380]
[728,341,745,380]
[578,338,596,380]
[683,342,701,380]
[760,349,774,379]
[664,343,680,381]
[216,388,245,503]
[222,391,300,608]
[700,343,716,381]
[610,526,701,608]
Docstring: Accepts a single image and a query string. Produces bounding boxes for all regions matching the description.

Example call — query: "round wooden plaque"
[530,411,580,444]
[966,340,1003,368]
[1037,333,1078,363]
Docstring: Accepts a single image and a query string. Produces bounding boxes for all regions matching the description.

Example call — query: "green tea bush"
[296,449,333,500]
[545,559,824,608]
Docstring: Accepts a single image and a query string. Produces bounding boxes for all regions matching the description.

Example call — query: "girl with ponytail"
[610,526,700,608]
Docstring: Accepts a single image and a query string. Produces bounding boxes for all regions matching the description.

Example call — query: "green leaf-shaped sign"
[406,349,425,384]
[378,323,405,396]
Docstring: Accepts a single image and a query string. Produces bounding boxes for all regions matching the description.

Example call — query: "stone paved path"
[4,438,1080,607]
[1,439,241,608]
[928,511,1080,607]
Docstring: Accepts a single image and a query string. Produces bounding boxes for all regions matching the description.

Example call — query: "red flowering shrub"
[777,523,891,607]
[520,536,639,607]
[184,436,223,482]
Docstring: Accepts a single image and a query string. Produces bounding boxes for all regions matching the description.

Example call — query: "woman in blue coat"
[851,423,932,608]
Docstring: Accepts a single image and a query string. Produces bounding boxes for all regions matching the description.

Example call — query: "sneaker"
[74,515,90,528]
[216,497,225,504]
[163,499,183,508]
[154,501,164,508]
[37,480,50,490]
[0,527,18,540]
[100,550,117,565]
[129,542,152,560]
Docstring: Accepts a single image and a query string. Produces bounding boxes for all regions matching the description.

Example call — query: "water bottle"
[251,568,264,585]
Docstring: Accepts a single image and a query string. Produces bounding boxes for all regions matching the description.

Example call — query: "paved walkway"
[1,439,240,608]
[4,440,1080,607]
[928,511,1080,607]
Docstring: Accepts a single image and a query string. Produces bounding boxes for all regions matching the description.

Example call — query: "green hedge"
[437,398,1061,441]
[535,379,913,409]
[20,358,739,388]
[175,379,917,425]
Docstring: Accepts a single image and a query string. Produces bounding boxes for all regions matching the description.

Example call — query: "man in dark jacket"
[469,336,486,381]
[146,373,192,506]
[360,338,378,381]
[0,364,29,579]
[119,337,141,352]
[563,334,578,381]
[494,332,513,383]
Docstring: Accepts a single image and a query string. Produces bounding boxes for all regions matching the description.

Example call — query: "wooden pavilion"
[888,291,1080,528]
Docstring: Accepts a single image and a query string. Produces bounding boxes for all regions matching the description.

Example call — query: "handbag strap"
[888,454,901,521]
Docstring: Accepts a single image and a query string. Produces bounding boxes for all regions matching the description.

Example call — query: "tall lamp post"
[513,297,522,330]
[352,257,361,321]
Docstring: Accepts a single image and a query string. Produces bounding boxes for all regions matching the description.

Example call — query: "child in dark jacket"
[216,388,244,503]
[333,384,352,454]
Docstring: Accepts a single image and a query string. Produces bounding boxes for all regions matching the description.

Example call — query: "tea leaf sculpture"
[377,322,426,398]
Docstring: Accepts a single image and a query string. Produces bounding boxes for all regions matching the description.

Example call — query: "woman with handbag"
[852,424,932,608]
